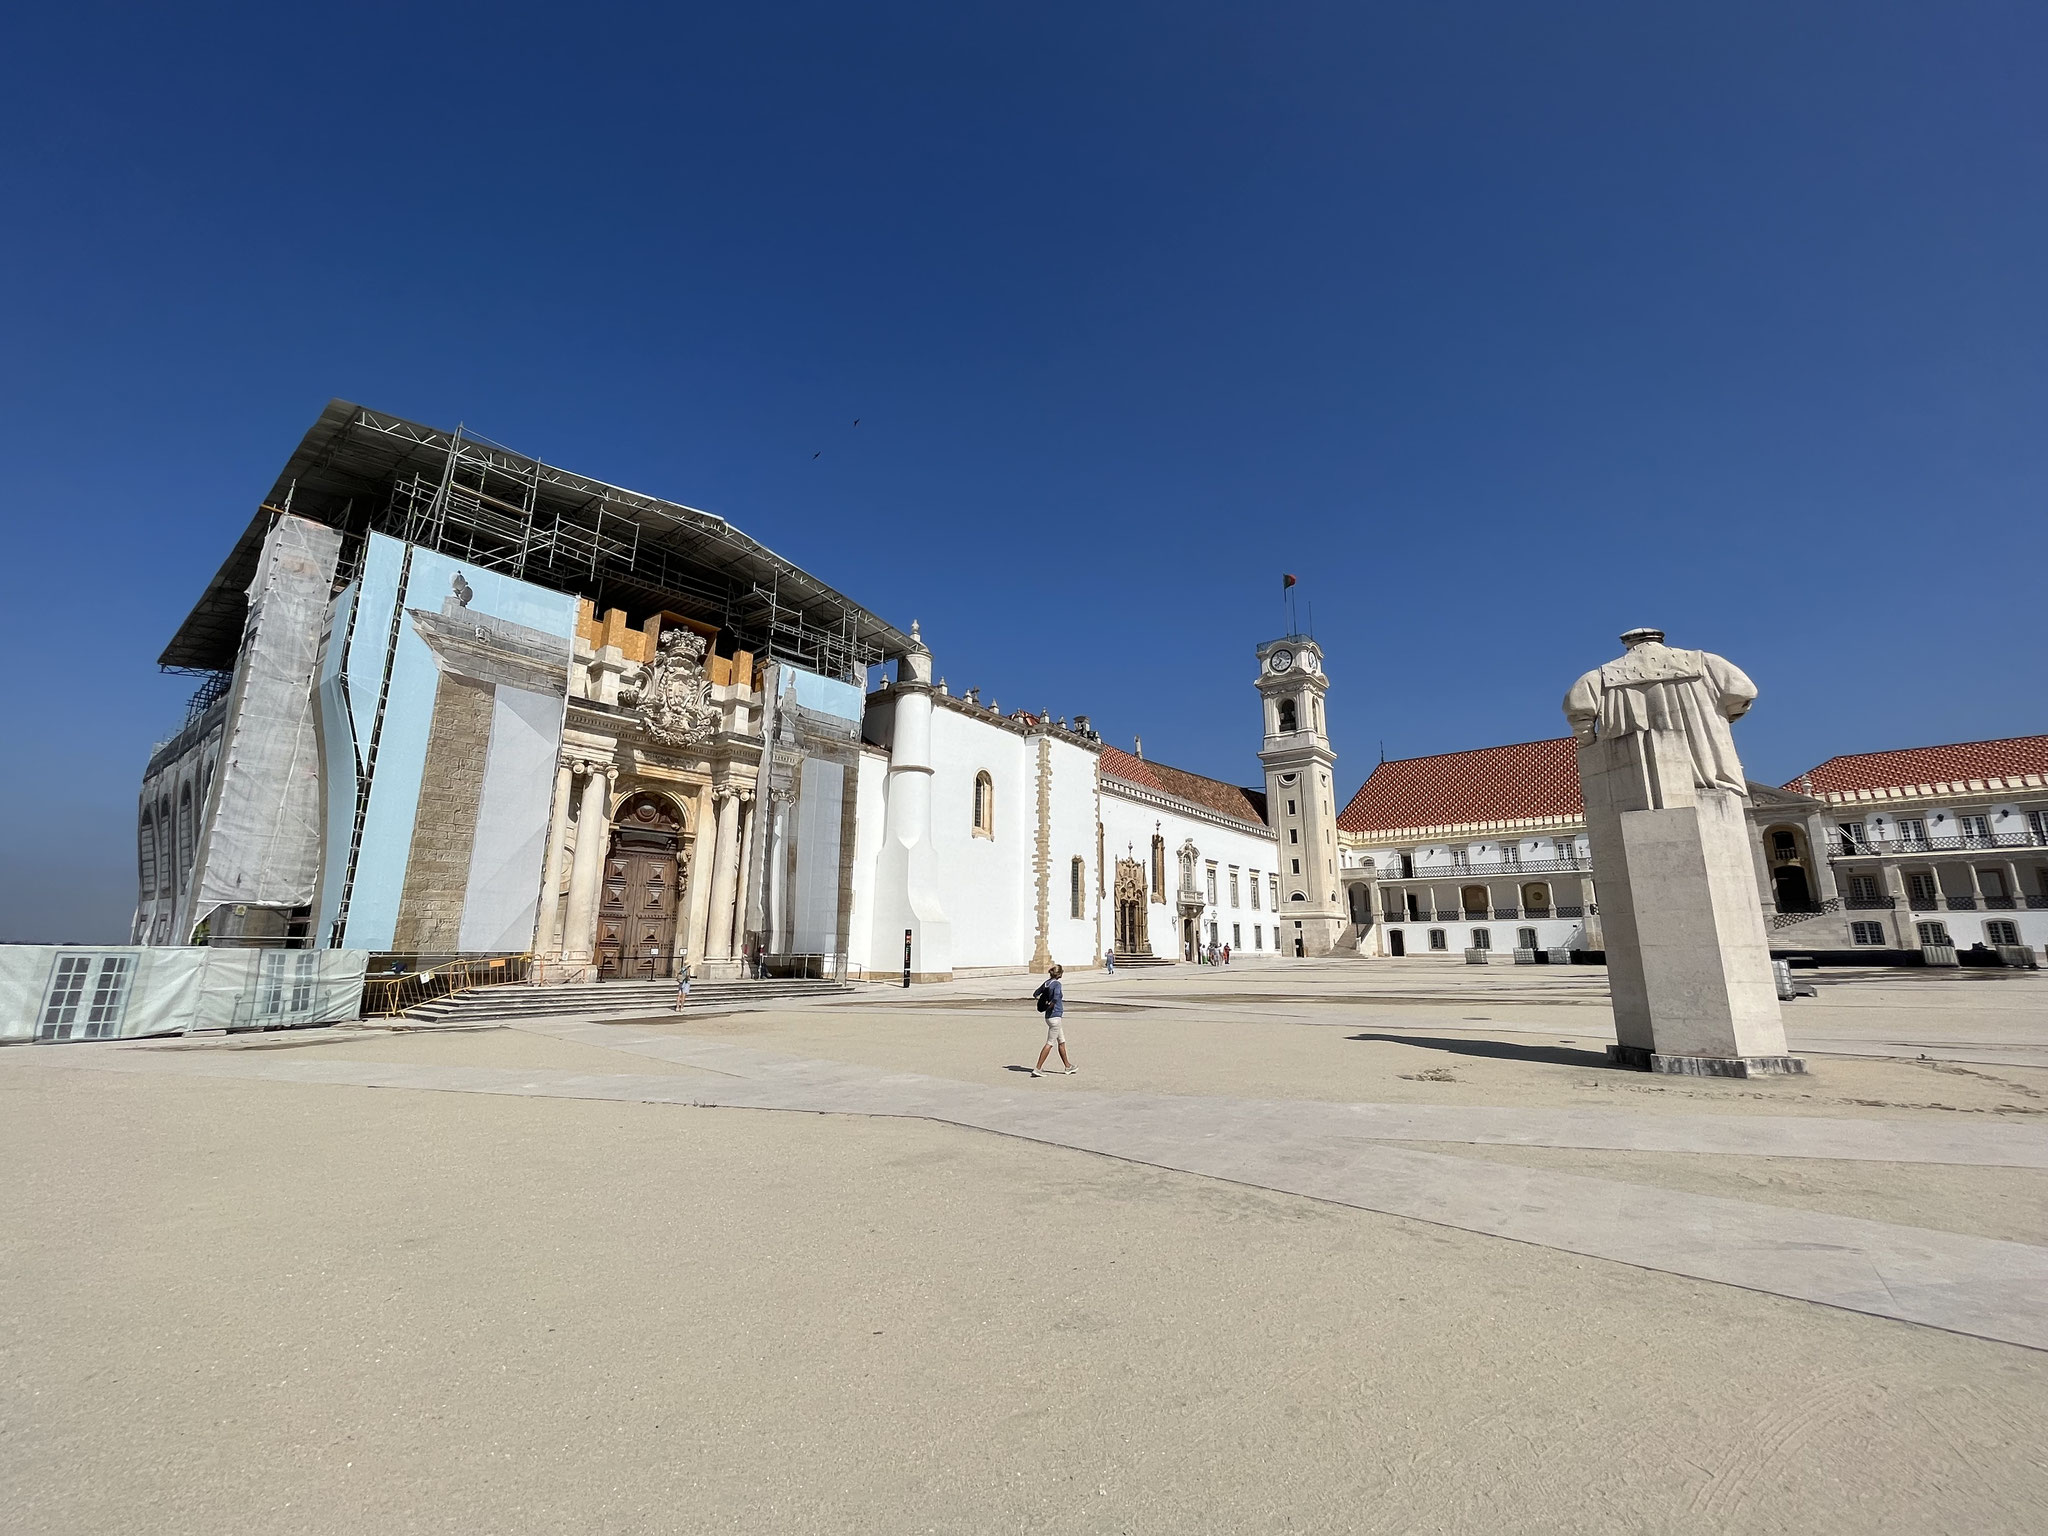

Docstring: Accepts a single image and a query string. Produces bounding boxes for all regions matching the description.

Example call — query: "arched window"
[1150,835,1166,903]
[1522,883,1551,915]
[1460,884,1489,916]
[138,810,158,902]
[972,771,994,838]
[157,798,174,897]
[1277,699,1298,733]
[1070,857,1085,919]
[177,784,195,893]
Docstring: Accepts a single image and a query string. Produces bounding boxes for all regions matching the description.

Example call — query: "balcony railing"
[1385,905,1589,924]
[1833,830,2048,858]
[1376,855,1592,880]
[1905,893,2048,912]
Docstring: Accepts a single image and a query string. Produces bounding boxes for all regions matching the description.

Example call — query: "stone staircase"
[1110,951,1177,969]
[400,975,854,1025]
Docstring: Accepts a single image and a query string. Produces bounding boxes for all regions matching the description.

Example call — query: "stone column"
[1580,876,1603,948]
[1882,861,1915,948]
[1748,830,1778,918]
[1965,863,1985,904]
[733,788,761,964]
[763,786,794,956]
[682,782,716,966]
[559,761,614,965]
[705,786,742,960]
[2003,860,2024,910]
[536,762,576,956]
[1803,814,1840,901]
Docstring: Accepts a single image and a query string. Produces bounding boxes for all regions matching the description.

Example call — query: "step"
[399,976,853,1022]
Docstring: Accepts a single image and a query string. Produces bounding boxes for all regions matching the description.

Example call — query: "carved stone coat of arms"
[623,629,719,747]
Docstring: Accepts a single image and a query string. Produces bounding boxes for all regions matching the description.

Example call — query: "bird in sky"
[812,451,820,459]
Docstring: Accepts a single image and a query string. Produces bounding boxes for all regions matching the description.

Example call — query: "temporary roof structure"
[160,400,911,681]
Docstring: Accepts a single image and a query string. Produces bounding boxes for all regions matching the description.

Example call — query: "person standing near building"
[1031,964,1072,1077]
[1222,943,1231,967]
[1105,949,1116,976]
[674,961,691,1013]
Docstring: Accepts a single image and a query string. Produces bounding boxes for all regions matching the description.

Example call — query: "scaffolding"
[162,402,910,684]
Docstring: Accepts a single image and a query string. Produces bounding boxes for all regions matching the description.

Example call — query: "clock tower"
[1255,636,1347,957]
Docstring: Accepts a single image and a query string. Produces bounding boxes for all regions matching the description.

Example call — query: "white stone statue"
[1561,628,1795,1076]
[1563,628,1758,800]
[622,628,719,747]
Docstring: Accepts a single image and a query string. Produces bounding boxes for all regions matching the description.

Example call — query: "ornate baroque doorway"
[1113,858,1149,957]
[597,792,687,979]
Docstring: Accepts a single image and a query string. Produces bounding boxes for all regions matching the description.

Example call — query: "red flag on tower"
[1282,573,1297,588]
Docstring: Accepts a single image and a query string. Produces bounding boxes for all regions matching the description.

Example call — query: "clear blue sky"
[2,3,2043,941]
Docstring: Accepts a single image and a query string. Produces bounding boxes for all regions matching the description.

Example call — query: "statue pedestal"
[1579,731,1803,1076]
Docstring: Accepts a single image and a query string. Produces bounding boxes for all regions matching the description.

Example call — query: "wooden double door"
[596,794,688,979]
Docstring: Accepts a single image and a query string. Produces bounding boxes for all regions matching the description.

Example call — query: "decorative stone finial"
[1619,627,1665,647]
[910,619,923,645]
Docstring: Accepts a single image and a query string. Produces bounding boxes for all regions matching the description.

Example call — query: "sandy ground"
[595,960,2048,1123]
[4,960,2047,1533]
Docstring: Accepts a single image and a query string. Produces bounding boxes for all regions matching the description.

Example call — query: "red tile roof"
[1337,738,1582,835]
[1099,746,1270,829]
[1786,735,2048,796]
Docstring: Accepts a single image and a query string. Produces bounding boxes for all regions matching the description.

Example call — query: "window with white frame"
[1847,874,1880,902]
[1228,867,1240,907]
[1249,872,1260,910]
[1897,818,1927,846]
[1070,858,1086,919]
[1268,873,1278,908]
[2030,810,2048,843]
[1959,814,1990,841]
[1985,920,2020,945]
[1470,928,1492,950]
[1517,927,1538,950]
[1253,925,1263,949]
[1205,863,1217,904]
[1850,921,1886,946]
[1916,920,1951,947]
[1232,923,1241,947]
[1907,873,1940,907]
[1427,928,1447,950]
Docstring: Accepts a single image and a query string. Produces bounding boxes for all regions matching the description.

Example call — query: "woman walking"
[1031,963,1073,1078]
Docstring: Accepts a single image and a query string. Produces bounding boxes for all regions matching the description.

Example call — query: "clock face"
[1268,648,1294,674]
[1300,651,1321,675]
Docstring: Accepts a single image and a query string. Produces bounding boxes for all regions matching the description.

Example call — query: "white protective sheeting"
[459,686,564,952]
[190,515,343,922]
[0,946,369,1043]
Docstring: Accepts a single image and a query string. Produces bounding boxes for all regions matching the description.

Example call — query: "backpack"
[1033,983,1052,1014]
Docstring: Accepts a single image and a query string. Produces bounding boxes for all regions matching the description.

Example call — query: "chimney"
[1134,734,1144,760]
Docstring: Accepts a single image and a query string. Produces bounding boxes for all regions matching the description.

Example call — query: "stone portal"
[597,793,686,979]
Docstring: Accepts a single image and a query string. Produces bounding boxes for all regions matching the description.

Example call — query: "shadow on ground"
[1347,1033,1611,1069]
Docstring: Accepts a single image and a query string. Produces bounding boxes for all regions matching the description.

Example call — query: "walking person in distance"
[1031,964,1073,1078]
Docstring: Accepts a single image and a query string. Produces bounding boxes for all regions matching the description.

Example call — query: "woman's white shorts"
[1044,1016,1066,1043]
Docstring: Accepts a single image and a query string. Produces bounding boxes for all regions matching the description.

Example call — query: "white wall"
[1099,785,1279,957]
[926,706,1037,971]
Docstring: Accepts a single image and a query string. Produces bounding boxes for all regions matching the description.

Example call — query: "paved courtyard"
[5,958,2046,1533]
